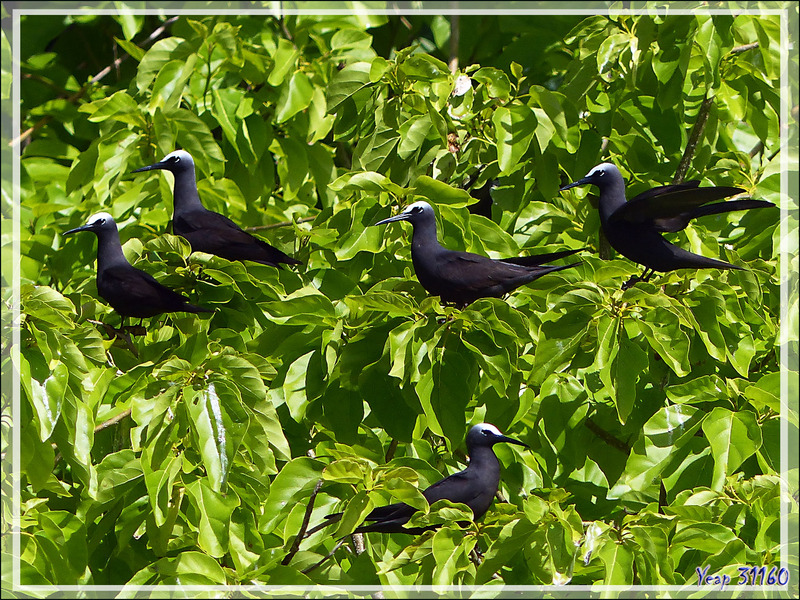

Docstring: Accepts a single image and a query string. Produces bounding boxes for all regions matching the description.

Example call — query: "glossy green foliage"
[3,7,796,592]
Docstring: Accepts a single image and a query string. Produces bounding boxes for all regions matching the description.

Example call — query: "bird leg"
[621,275,639,290]
[621,268,653,290]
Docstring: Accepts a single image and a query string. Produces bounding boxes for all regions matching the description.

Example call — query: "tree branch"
[282,479,324,565]
[245,216,315,232]
[384,438,399,462]
[448,12,460,74]
[731,42,759,54]
[94,408,132,434]
[585,418,630,453]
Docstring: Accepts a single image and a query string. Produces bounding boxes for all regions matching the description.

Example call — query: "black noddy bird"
[560,162,776,289]
[373,201,580,306]
[132,150,301,268]
[328,423,528,535]
[64,212,212,318]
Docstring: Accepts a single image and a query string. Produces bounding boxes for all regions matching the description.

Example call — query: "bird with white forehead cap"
[373,200,580,307]
[297,422,527,550]
[63,212,211,320]
[133,150,301,268]
[560,162,776,289]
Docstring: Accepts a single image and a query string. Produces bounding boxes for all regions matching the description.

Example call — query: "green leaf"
[275,70,314,123]
[22,285,76,328]
[597,540,634,584]
[412,175,475,208]
[260,458,324,535]
[415,343,476,449]
[122,551,227,587]
[329,170,406,196]
[397,115,433,160]
[492,103,537,175]
[185,479,239,558]
[21,356,67,442]
[334,490,374,537]
[323,458,367,485]
[185,380,250,491]
[634,312,691,376]
[432,525,474,585]
[268,38,300,86]
[472,67,511,100]
[327,61,373,112]
[702,407,762,490]
[135,37,195,94]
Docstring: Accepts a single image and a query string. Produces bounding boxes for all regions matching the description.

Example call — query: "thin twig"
[585,418,630,453]
[282,480,324,565]
[673,95,714,184]
[384,438,399,462]
[301,538,346,574]
[11,16,179,147]
[731,42,759,54]
[94,408,132,433]
[304,512,341,539]
[749,140,764,159]
[245,216,315,232]
[53,407,133,466]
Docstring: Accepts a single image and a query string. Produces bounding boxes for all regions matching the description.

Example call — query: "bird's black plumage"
[64,212,212,318]
[132,150,301,268]
[374,201,579,306]
[329,423,528,535]
[560,162,775,288]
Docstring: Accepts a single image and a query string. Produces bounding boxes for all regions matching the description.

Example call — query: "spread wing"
[610,183,747,231]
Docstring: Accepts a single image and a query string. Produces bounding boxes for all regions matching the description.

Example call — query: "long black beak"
[63,224,94,236]
[131,161,165,173]
[559,177,590,192]
[374,213,410,226]
[499,435,529,448]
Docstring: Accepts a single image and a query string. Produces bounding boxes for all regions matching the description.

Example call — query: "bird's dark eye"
[411,206,422,213]
[167,156,180,163]
[481,429,490,436]
[598,171,605,177]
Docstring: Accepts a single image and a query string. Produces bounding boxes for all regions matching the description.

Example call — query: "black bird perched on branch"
[132,150,301,268]
[64,212,212,318]
[329,423,528,535]
[560,162,775,289]
[373,201,580,306]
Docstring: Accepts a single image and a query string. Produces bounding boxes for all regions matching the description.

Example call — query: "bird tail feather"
[185,303,214,313]
[501,248,582,266]
[691,199,775,220]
